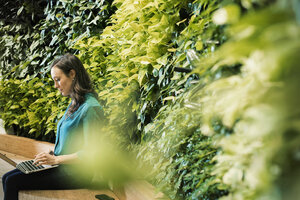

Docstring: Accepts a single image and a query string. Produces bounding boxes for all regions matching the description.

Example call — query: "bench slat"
[0,134,168,200]
[0,134,54,159]
[19,189,119,200]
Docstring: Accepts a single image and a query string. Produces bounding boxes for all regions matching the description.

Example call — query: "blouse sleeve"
[76,106,106,161]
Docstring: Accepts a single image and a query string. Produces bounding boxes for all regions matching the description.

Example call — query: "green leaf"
[138,68,147,86]
[156,53,169,66]
[17,6,24,16]
[47,92,56,98]
[34,82,44,88]
[10,105,20,109]
[49,35,58,46]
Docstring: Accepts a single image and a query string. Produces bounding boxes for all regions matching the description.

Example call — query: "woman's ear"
[69,69,76,80]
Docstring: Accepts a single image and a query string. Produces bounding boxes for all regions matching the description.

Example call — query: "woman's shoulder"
[82,93,102,111]
[78,93,104,120]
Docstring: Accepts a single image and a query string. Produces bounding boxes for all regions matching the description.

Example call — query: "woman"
[2,53,105,200]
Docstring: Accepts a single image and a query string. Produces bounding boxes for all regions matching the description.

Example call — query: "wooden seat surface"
[0,134,168,200]
[0,134,119,200]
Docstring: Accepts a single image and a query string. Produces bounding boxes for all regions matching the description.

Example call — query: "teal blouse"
[54,93,104,161]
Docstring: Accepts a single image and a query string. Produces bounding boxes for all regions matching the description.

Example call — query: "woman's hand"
[33,152,58,166]
[33,152,78,166]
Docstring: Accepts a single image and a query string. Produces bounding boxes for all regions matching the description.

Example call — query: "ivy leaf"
[10,105,20,109]
[156,53,169,66]
[17,6,24,16]
[138,68,147,86]
[49,35,58,46]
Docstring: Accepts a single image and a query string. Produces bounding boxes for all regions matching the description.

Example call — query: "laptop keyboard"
[17,160,45,173]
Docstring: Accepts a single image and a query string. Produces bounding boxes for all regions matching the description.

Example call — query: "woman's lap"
[3,166,90,190]
[2,165,92,200]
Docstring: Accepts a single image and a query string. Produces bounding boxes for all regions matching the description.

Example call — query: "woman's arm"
[34,105,105,166]
[33,152,79,166]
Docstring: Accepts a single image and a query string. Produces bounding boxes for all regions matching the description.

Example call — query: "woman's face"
[51,66,75,97]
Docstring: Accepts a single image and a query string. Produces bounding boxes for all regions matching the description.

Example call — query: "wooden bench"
[0,134,167,200]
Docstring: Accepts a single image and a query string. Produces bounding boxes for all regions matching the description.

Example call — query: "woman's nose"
[54,82,59,88]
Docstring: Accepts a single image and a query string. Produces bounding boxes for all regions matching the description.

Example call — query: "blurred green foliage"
[182,2,300,200]
[0,0,300,199]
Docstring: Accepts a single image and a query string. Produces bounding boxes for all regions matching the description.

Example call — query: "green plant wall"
[73,0,300,199]
[0,0,47,78]
[0,0,115,140]
[197,6,300,199]
[134,2,300,200]
[0,76,67,141]
[1,0,300,199]
[0,0,114,79]
[74,0,191,145]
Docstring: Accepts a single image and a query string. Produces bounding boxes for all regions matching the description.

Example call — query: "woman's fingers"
[33,152,52,165]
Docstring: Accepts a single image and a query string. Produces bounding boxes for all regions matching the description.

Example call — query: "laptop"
[0,152,58,174]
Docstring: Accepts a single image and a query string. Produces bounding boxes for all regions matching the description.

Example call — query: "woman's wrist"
[55,156,61,165]
[54,153,78,165]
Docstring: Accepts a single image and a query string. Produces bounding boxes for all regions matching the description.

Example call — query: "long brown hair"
[51,53,97,115]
